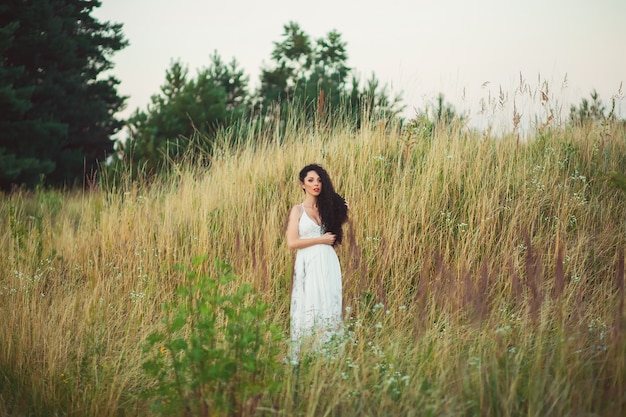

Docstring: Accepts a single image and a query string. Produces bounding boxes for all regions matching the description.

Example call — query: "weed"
[141,257,282,417]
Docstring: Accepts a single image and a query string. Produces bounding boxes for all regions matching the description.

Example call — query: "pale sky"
[94,0,626,132]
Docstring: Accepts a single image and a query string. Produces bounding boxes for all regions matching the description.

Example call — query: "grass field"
[1,107,625,416]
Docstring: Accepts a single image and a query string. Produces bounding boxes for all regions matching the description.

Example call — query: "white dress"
[290,205,343,360]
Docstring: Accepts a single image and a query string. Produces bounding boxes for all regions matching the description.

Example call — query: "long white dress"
[290,205,343,361]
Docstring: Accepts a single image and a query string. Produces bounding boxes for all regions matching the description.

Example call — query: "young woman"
[286,164,349,362]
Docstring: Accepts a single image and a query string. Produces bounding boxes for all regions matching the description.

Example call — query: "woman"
[286,164,349,362]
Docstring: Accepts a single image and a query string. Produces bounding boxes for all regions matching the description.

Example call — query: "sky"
[94,0,626,133]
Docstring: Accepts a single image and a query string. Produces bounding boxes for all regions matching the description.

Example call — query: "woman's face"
[302,170,322,197]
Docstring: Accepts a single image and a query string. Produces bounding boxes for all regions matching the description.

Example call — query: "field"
[1,109,625,416]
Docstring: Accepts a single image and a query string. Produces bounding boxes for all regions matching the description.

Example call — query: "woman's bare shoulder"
[289,204,304,216]
[288,204,304,219]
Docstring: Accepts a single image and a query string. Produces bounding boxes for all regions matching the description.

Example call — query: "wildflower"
[130,291,145,303]
[401,375,410,386]
[573,192,587,205]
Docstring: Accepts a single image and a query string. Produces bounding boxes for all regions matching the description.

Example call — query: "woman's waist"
[298,244,336,255]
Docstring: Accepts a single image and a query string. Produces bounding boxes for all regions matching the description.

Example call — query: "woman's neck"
[303,196,318,208]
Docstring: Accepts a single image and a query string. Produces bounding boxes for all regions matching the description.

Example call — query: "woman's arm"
[286,205,336,250]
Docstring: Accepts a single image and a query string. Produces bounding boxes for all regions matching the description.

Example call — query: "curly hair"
[299,164,349,245]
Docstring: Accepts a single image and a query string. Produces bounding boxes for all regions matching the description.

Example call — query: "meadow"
[1,104,625,416]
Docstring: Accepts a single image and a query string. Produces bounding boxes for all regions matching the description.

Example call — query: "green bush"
[141,256,282,416]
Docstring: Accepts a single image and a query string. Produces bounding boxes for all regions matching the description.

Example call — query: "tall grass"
[1,104,625,416]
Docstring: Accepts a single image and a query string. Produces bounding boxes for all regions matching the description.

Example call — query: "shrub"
[141,256,282,416]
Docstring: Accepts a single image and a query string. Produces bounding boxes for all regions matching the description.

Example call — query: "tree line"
[0,1,620,190]
[118,22,403,174]
[0,1,401,190]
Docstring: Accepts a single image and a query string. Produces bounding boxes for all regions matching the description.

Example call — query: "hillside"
[1,116,625,416]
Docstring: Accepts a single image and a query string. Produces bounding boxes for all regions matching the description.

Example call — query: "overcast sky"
[94,0,626,131]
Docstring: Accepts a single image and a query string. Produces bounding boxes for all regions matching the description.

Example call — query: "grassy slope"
[1,116,625,416]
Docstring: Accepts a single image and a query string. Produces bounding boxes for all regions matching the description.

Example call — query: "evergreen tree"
[257,22,402,123]
[0,0,127,189]
[206,51,249,116]
[569,90,613,126]
[123,54,249,171]
[259,22,313,106]
[0,18,59,189]
[405,93,463,139]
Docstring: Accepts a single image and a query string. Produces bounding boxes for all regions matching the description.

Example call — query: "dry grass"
[1,106,625,416]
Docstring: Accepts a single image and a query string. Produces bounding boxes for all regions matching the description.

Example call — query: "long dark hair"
[299,164,349,244]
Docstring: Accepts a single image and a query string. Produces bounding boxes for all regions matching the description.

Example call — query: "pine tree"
[257,22,402,124]
[123,54,249,171]
[0,19,58,189]
[0,0,127,189]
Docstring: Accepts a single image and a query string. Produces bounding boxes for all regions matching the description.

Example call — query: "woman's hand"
[320,232,336,245]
